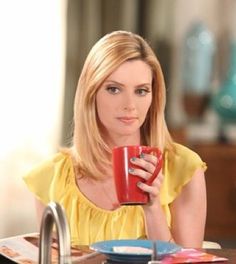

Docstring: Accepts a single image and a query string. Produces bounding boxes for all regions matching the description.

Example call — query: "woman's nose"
[123,94,136,111]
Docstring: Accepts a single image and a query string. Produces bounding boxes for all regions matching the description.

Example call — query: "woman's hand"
[129,152,170,241]
[129,152,164,205]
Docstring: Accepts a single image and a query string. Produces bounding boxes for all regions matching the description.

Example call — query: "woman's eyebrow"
[104,80,151,87]
[136,83,152,87]
[104,80,124,85]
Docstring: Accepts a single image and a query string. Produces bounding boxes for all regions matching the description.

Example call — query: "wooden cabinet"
[192,144,236,241]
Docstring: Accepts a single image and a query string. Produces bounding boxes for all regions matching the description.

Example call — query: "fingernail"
[137,181,142,187]
[130,157,136,162]
[128,168,134,173]
[140,152,145,159]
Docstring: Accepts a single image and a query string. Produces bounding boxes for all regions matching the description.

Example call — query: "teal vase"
[212,41,236,123]
[182,22,215,95]
[182,22,215,119]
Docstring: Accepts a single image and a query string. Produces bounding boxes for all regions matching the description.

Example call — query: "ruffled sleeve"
[160,143,207,205]
[23,152,73,205]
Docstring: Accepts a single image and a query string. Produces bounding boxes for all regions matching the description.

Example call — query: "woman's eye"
[106,86,120,94]
[135,88,151,96]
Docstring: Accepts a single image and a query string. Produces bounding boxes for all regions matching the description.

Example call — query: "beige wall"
[0,0,67,238]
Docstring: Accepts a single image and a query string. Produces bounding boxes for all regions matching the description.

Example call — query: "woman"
[24,30,207,247]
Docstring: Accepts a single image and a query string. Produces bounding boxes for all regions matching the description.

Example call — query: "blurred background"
[0,0,236,247]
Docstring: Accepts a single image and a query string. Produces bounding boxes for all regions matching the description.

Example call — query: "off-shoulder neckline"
[62,152,135,214]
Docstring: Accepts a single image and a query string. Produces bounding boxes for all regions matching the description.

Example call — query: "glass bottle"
[182,21,215,119]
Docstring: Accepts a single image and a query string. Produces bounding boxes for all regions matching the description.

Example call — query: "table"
[205,249,236,263]
[1,248,236,263]
[85,249,236,263]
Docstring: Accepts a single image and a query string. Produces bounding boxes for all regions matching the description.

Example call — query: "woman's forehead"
[105,60,152,83]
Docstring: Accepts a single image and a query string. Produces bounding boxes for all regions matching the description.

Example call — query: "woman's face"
[96,59,152,142]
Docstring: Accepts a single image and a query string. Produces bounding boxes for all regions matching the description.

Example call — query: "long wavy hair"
[70,30,174,179]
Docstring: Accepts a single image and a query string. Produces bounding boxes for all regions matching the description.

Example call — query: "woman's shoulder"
[25,152,71,176]
[23,151,74,204]
[23,151,73,190]
[164,142,207,182]
[166,142,205,167]
[160,143,206,204]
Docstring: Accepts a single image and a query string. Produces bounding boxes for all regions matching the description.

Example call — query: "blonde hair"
[71,30,173,179]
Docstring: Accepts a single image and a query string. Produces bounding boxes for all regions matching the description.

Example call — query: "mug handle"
[144,147,163,185]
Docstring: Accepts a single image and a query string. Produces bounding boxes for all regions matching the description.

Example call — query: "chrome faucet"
[38,202,71,264]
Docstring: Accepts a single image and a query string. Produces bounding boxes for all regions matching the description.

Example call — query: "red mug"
[112,145,162,205]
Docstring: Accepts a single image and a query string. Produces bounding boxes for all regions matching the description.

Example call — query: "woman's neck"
[106,133,141,148]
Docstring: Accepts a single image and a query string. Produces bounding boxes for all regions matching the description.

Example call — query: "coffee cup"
[112,145,162,205]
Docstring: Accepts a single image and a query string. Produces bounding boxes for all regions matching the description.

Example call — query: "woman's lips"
[117,117,138,124]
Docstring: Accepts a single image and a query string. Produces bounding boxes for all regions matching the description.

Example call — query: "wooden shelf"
[192,144,236,240]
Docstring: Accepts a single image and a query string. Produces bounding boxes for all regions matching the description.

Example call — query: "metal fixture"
[148,240,161,264]
[38,202,71,264]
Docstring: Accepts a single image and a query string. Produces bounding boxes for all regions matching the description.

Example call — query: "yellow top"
[23,143,206,246]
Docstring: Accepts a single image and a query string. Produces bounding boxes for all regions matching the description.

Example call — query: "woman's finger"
[128,167,152,180]
[137,173,164,199]
[140,152,159,165]
[137,182,159,196]
[130,156,157,174]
